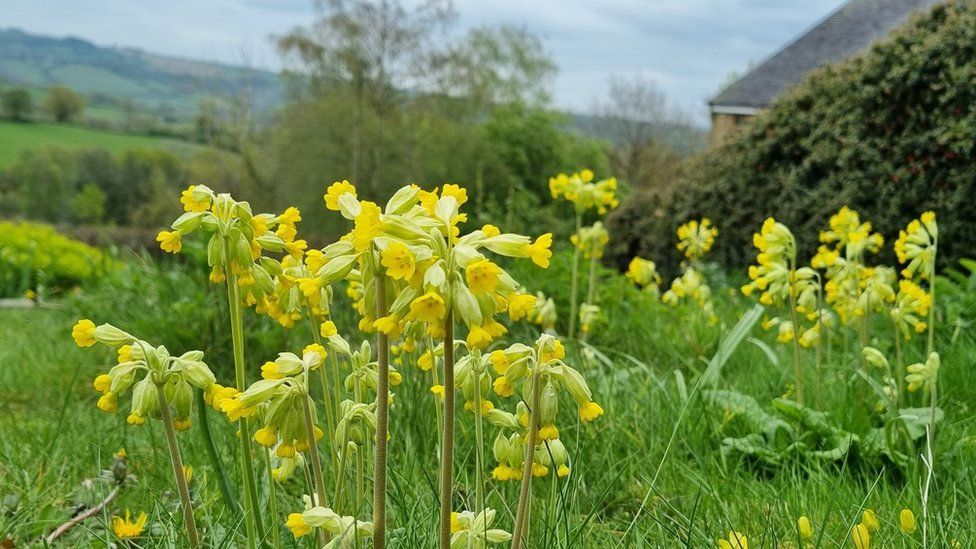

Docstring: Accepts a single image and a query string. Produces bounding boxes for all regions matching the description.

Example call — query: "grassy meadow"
[2,224,975,547]
[0,120,203,167]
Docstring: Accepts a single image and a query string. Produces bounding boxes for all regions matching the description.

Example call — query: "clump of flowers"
[626,257,662,295]
[549,170,618,338]
[662,218,720,324]
[72,319,210,546]
[741,217,821,405]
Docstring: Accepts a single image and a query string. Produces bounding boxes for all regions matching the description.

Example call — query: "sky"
[5,0,848,126]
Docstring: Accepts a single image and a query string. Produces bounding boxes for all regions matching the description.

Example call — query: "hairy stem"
[373,273,390,548]
[787,296,804,407]
[195,389,240,516]
[226,270,265,547]
[438,312,456,549]
[155,383,200,547]
[567,212,582,339]
[511,368,541,549]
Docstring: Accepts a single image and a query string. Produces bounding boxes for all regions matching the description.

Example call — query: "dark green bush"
[609,1,976,274]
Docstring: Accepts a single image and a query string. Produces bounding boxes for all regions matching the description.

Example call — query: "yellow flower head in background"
[112,510,148,539]
[626,257,662,292]
[717,530,748,549]
[894,211,937,280]
[851,523,871,549]
[797,515,812,540]
[676,218,718,261]
[899,508,916,535]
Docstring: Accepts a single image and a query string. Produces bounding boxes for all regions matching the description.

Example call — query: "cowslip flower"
[906,351,940,393]
[626,257,662,293]
[717,531,748,549]
[676,218,717,261]
[851,523,871,549]
[899,508,916,535]
[797,515,812,541]
[286,504,373,543]
[894,211,937,280]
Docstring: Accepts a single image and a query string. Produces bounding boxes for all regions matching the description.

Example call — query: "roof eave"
[709,105,762,116]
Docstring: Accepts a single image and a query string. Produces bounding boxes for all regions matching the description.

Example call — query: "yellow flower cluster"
[570,221,610,259]
[548,170,619,214]
[626,257,662,294]
[303,181,552,350]
[487,334,602,481]
[676,218,718,261]
[72,319,216,428]
[894,211,937,280]
[158,185,310,323]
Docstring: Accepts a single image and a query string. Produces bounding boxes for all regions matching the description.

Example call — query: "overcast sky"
[5,0,847,125]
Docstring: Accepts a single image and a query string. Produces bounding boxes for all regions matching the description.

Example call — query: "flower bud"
[539,380,559,426]
[93,324,136,347]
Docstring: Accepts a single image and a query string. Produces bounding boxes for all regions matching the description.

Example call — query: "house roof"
[710,0,943,112]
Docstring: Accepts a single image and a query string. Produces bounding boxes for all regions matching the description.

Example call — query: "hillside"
[0,120,205,167]
[0,28,283,123]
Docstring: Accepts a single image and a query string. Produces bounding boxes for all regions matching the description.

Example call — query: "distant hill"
[0,28,283,124]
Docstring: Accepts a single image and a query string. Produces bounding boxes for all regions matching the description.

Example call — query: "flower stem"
[567,212,582,339]
[473,371,486,516]
[787,296,804,407]
[373,273,390,548]
[438,311,456,549]
[195,388,240,516]
[155,383,200,548]
[511,367,541,549]
[334,435,350,512]
[263,449,282,549]
[309,315,338,472]
[301,391,329,509]
[225,267,264,547]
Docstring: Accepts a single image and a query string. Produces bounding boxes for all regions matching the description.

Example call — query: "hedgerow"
[609,0,976,274]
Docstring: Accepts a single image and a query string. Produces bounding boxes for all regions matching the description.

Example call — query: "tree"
[1,87,32,121]
[276,0,456,190]
[593,75,686,197]
[431,25,557,109]
[42,85,85,122]
[71,183,107,223]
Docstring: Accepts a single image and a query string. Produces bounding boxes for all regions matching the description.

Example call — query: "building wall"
[708,112,755,148]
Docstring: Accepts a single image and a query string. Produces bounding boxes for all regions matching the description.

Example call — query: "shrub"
[0,220,111,297]
[42,85,85,123]
[609,1,976,274]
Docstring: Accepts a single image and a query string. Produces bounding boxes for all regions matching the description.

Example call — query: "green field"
[0,120,202,167]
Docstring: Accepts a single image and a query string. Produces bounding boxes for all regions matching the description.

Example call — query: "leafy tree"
[1,87,32,121]
[593,75,685,197]
[42,85,85,123]
[276,0,456,189]
[71,183,107,223]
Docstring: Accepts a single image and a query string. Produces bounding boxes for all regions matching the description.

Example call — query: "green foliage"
[0,145,248,227]
[1,87,31,121]
[0,220,111,297]
[610,1,976,273]
[67,250,302,378]
[70,183,106,223]
[42,85,85,123]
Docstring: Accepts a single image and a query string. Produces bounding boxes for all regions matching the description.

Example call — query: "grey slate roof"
[710,0,943,111]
